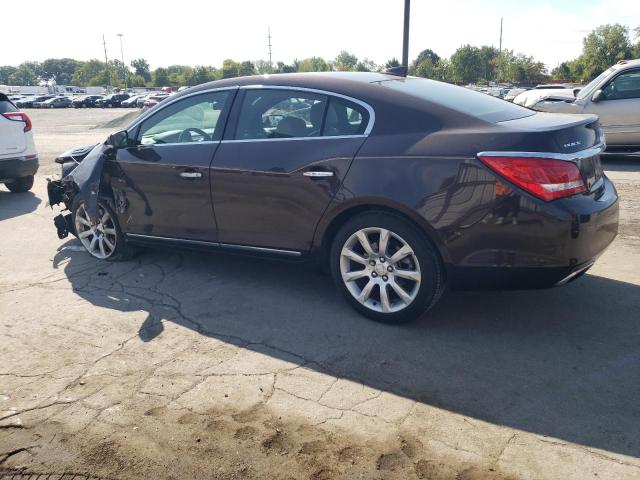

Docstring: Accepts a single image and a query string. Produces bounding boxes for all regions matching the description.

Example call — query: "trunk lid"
[497,112,604,193]
[0,114,27,157]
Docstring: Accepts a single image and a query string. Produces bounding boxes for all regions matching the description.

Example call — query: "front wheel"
[72,197,134,261]
[330,212,445,324]
[5,175,34,193]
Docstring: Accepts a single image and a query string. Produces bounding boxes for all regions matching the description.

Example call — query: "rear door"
[586,68,640,146]
[111,88,235,240]
[0,97,26,158]
[210,87,372,252]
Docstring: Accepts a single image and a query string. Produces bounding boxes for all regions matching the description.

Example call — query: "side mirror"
[573,88,581,98]
[107,130,129,149]
[591,89,605,103]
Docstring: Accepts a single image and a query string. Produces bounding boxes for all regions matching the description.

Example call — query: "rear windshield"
[377,77,535,123]
[0,94,18,114]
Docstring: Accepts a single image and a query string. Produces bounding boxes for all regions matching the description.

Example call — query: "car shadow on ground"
[53,241,640,459]
[601,153,640,172]
[0,189,41,221]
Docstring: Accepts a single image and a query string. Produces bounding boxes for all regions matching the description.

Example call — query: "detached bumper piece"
[54,213,74,239]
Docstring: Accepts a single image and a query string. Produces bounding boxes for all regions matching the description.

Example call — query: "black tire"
[5,175,34,193]
[71,196,136,262]
[330,212,445,324]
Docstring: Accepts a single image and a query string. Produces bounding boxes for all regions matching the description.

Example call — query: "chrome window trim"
[238,84,375,136]
[220,134,366,144]
[477,143,606,162]
[125,233,302,257]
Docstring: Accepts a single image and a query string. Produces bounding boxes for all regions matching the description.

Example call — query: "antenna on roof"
[384,0,410,77]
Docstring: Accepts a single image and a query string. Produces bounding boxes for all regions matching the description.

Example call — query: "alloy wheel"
[339,227,421,313]
[74,203,118,259]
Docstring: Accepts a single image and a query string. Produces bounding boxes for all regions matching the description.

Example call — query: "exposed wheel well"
[318,205,447,274]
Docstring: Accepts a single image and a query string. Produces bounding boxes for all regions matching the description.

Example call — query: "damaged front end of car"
[47,140,116,239]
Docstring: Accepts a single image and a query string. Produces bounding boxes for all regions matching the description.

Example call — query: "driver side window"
[137,91,230,145]
[603,70,640,101]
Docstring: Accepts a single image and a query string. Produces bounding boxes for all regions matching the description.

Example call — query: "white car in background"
[0,93,38,192]
[512,85,578,108]
[534,59,640,149]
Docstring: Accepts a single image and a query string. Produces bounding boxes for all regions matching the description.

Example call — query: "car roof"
[613,58,640,70]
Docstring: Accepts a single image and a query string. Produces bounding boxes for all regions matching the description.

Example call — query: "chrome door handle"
[303,171,334,177]
[179,171,202,179]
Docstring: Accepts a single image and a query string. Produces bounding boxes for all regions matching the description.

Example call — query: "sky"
[4,0,640,71]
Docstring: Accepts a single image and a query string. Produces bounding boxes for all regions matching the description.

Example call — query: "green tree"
[384,58,401,69]
[0,66,17,84]
[41,58,79,84]
[129,74,147,87]
[254,60,273,74]
[450,45,483,84]
[152,67,170,86]
[8,62,41,85]
[479,46,499,82]
[410,49,440,74]
[71,60,105,86]
[297,57,330,72]
[355,58,378,72]
[221,59,240,78]
[273,61,296,73]
[581,24,633,79]
[334,51,358,71]
[131,58,151,82]
[238,61,256,77]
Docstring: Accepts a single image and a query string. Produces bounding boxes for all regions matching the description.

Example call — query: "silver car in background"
[534,59,640,149]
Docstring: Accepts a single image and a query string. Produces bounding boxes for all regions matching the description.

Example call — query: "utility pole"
[402,0,410,69]
[117,33,127,88]
[498,17,503,83]
[102,34,110,86]
[267,27,273,72]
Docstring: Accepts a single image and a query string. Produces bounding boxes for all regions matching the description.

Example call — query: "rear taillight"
[478,155,586,202]
[2,112,32,132]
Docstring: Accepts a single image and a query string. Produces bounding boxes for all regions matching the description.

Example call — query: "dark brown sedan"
[49,72,619,323]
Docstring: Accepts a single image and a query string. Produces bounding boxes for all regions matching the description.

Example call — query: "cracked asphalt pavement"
[1,109,640,479]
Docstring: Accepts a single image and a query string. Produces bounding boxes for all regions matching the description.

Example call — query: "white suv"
[0,93,38,192]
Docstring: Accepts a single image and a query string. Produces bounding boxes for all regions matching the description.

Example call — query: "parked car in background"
[71,95,103,108]
[512,88,576,108]
[121,95,145,108]
[142,93,170,108]
[534,59,640,149]
[95,93,130,108]
[16,95,54,108]
[0,93,38,192]
[503,88,527,102]
[42,97,72,109]
[48,72,618,324]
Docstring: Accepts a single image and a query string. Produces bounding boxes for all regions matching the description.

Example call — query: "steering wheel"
[178,128,210,143]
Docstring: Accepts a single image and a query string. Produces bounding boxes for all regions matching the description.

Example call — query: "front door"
[586,69,640,146]
[211,88,371,252]
[111,89,235,240]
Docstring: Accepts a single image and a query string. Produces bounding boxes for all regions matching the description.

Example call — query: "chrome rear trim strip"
[477,143,606,162]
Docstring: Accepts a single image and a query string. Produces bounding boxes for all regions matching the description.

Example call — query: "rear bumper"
[447,176,619,290]
[0,156,39,182]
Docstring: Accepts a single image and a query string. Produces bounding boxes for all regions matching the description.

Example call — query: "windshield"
[577,68,613,100]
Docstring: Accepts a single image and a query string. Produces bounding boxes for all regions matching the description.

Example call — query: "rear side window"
[324,97,369,136]
[235,89,327,139]
[378,78,534,123]
[0,95,18,114]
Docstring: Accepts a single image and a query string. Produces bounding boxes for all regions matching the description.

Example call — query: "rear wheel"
[72,197,134,261]
[5,175,34,193]
[330,212,445,324]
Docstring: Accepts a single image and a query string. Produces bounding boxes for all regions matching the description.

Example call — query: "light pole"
[402,0,410,70]
[117,33,127,88]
